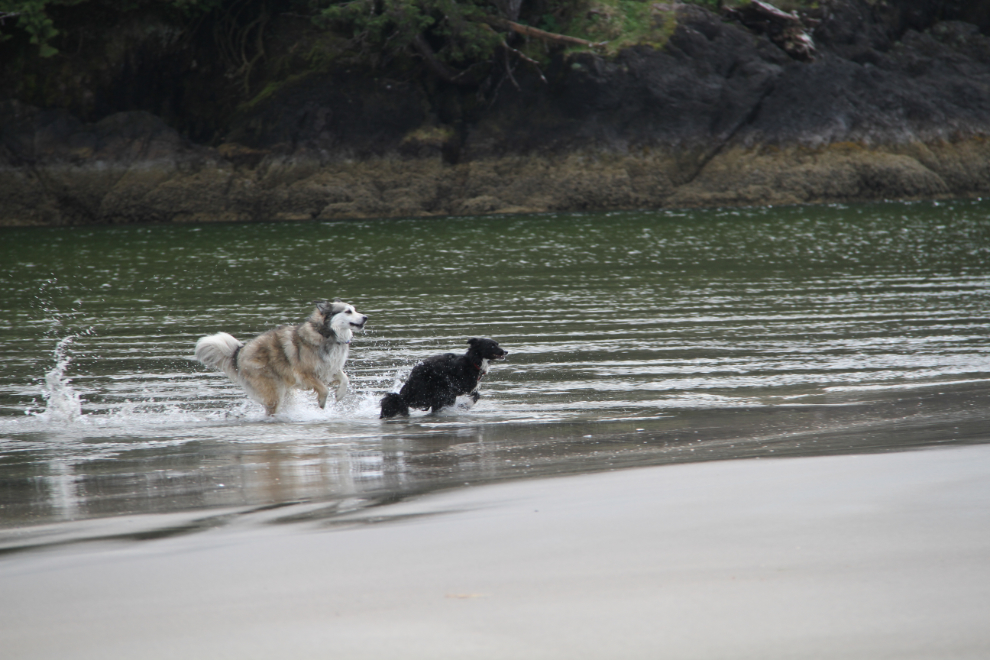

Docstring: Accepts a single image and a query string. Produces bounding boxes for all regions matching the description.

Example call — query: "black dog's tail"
[380,393,410,418]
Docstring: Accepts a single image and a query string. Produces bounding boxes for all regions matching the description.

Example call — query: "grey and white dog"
[195,300,367,415]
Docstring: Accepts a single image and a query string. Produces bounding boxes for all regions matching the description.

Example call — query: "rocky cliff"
[3,0,990,225]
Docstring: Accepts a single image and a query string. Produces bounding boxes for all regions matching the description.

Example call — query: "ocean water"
[1,200,988,545]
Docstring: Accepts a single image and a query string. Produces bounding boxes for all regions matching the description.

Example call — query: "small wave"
[3,388,389,435]
[824,378,990,393]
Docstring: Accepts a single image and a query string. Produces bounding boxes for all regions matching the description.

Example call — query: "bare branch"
[503,47,521,90]
[412,33,478,85]
[503,42,546,83]
[477,22,547,84]
[482,15,607,50]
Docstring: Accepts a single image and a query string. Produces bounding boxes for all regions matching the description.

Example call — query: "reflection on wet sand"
[3,380,987,552]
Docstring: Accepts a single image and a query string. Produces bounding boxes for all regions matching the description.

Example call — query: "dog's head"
[315,299,367,343]
[467,337,507,361]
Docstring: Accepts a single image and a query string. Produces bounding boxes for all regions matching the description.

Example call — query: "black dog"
[380,338,508,418]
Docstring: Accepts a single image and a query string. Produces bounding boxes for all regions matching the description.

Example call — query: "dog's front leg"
[316,383,330,408]
[331,371,349,401]
[301,375,331,408]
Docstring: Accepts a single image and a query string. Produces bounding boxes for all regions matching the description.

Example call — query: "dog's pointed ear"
[315,300,333,315]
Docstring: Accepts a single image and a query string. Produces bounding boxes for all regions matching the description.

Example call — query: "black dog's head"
[467,337,507,361]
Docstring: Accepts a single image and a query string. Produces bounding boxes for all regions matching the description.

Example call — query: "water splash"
[40,335,83,422]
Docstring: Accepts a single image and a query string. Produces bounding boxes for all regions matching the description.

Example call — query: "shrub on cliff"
[0,0,790,62]
[0,0,222,56]
[1,0,64,56]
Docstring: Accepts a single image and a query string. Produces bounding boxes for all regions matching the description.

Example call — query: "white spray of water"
[40,335,83,422]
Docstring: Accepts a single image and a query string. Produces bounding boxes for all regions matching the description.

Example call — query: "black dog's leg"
[470,391,480,403]
[430,393,458,414]
[380,393,410,418]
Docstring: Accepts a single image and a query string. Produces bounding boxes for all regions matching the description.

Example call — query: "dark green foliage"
[0,0,816,63]
[315,0,502,68]
[0,0,220,56]
[0,0,71,56]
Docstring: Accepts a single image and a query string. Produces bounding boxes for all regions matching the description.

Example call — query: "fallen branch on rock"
[478,22,549,84]
[412,15,603,86]
[724,0,816,61]
[482,15,608,50]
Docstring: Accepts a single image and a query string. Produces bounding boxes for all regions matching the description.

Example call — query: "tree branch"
[482,15,607,50]
[478,22,547,84]
[412,33,478,85]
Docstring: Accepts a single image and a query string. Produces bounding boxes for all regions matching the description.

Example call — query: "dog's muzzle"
[351,316,368,329]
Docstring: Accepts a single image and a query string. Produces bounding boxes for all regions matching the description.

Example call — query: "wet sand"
[3,444,990,659]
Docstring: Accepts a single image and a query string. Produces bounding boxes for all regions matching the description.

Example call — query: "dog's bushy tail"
[195,332,243,381]
[380,393,409,418]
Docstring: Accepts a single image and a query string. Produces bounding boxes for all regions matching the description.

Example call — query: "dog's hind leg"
[251,380,283,416]
[430,393,458,414]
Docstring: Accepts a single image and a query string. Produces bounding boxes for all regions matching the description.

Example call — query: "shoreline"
[2,139,988,228]
[2,443,989,658]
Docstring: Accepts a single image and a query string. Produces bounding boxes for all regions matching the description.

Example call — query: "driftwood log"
[724,0,816,61]
[482,16,608,50]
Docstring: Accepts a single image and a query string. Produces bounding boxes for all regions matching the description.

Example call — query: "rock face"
[3,1,990,226]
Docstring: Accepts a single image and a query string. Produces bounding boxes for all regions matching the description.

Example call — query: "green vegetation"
[0,0,70,56]
[317,0,503,69]
[0,0,823,138]
[312,0,822,70]
[0,0,817,61]
[565,0,678,56]
[0,0,223,56]
[309,0,716,79]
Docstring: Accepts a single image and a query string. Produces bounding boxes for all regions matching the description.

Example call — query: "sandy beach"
[2,443,989,659]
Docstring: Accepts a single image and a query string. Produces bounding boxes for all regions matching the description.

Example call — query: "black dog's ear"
[467,338,480,346]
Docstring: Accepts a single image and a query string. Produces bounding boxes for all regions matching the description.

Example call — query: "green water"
[1,201,989,544]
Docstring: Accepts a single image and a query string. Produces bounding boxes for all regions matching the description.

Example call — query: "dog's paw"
[470,391,481,403]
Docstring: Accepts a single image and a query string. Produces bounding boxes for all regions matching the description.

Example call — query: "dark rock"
[5,2,990,225]
[222,72,429,158]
